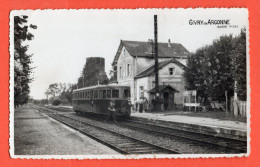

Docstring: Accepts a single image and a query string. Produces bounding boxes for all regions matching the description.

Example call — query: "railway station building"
[111,40,190,110]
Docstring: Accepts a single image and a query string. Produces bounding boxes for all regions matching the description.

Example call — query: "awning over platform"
[148,85,179,93]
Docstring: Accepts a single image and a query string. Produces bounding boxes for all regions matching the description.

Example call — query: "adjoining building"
[111,39,190,110]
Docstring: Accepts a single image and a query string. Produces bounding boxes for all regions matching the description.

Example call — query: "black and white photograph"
[9,9,249,159]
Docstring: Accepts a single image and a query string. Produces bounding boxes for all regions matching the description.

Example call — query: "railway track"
[33,105,247,154]
[34,105,180,154]
[72,113,247,154]
[116,120,247,153]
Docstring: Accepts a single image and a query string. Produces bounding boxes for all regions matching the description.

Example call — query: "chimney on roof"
[168,39,171,47]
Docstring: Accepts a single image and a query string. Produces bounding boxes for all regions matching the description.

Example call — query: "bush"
[52,99,62,106]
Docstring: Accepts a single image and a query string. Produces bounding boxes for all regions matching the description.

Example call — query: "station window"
[169,67,174,75]
[107,89,111,98]
[127,64,131,76]
[119,67,122,78]
[140,86,144,98]
[123,89,131,98]
[103,90,107,98]
[112,89,119,98]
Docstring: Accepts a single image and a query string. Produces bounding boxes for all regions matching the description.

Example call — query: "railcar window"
[107,90,111,98]
[91,90,93,98]
[123,89,131,98]
[99,90,102,98]
[103,90,107,98]
[87,91,90,99]
[94,90,98,98]
[112,90,119,98]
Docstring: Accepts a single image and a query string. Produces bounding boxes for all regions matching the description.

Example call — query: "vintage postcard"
[9,8,250,159]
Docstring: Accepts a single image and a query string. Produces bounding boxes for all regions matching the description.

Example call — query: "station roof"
[112,40,190,66]
[148,85,179,93]
[134,58,187,79]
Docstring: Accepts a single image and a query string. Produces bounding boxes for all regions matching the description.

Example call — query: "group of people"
[134,97,149,113]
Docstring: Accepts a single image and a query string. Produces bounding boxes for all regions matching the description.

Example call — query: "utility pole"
[154,15,161,111]
[154,15,159,98]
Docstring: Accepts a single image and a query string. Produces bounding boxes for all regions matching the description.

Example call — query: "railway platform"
[56,105,247,141]
[14,106,119,155]
[131,112,247,141]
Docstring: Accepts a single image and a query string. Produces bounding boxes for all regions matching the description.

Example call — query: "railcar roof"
[73,84,130,92]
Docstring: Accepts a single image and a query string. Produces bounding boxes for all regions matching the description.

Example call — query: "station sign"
[183,90,197,96]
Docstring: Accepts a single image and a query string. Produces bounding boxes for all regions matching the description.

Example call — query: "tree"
[47,83,60,97]
[14,15,37,108]
[184,47,209,104]
[231,29,247,100]
[59,83,77,104]
[203,35,235,102]
[45,83,77,105]
[184,31,246,105]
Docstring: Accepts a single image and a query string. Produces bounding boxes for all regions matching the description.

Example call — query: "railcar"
[72,84,131,117]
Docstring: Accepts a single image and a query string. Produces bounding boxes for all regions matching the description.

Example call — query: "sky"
[12,9,248,99]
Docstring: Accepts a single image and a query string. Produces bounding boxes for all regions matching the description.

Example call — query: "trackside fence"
[231,98,247,117]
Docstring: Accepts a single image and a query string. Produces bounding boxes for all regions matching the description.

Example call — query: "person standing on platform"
[144,97,148,113]
[108,100,117,122]
[139,99,144,113]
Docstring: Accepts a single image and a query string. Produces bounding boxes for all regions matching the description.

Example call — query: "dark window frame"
[112,89,119,98]
[103,90,107,98]
[169,67,174,75]
[123,89,131,98]
[107,89,111,98]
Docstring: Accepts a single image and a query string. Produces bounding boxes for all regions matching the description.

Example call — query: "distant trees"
[45,83,77,105]
[14,15,37,108]
[184,29,247,104]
